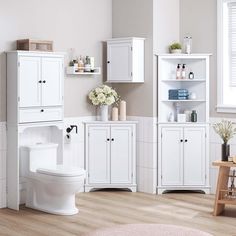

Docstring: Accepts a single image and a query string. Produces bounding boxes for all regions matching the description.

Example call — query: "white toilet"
[22,143,86,215]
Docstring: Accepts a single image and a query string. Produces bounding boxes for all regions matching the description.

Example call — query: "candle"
[120,100,126,121]
[112,107,118,121]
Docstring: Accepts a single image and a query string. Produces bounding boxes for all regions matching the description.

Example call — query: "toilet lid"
[37,165,85,177]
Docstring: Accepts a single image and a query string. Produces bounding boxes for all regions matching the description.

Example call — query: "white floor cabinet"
[157,54,211,194]
[159,125,208,192]
[84,121,137,192]
[6,51,65,210]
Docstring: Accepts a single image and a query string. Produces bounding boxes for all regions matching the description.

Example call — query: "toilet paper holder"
[66,125,78,139]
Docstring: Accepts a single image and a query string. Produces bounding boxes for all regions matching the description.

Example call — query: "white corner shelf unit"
[6,51,65,210]
[66,66,101,75]
[157,53,211,194]
[106,37,145,83]
[84,121,137,192]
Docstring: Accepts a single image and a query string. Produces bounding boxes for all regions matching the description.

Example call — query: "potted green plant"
[213,120,236,161]
[169,42,182,54]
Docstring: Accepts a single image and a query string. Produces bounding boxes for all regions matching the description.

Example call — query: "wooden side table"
[213,161,236,216]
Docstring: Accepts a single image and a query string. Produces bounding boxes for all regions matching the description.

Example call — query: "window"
[217,0,236,113]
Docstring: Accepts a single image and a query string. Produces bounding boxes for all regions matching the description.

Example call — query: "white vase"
[100,105,109,121]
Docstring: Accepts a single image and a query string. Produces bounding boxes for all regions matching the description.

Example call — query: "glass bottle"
[84,56,91,72]
[191,110,197,122]
[184,36,192,54]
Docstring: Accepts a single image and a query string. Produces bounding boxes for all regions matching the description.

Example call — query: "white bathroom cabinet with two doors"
[158,124,209,194]
[84,122,137,192]
[7,51,65,210]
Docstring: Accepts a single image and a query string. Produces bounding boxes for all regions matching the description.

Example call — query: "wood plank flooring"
[0,191,235,236]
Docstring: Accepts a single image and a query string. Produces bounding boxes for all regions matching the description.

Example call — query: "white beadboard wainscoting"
[127,116,158,194]
[0,117,235,208]
[0,122,6,208]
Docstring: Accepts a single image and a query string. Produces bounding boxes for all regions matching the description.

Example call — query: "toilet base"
[26,203,79,215]
[26,176,84,216]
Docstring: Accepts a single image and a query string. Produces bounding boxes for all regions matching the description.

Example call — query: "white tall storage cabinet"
[106,38,145,83]
[84,121,137,192]
[7,51,64,210]
[157,54,211,194]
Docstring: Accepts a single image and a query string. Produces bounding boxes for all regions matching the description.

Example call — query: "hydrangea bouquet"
[88,85,119,106]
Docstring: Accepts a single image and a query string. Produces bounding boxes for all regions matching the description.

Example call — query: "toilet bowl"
[22,143,86,215]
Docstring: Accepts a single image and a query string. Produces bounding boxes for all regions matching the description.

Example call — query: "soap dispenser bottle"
[176,64,181,80]
[181,64,186,79]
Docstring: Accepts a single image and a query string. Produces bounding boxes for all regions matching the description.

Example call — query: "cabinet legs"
[213,166,230,216]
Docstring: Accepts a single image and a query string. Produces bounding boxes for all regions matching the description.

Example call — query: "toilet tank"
[21,143,58,173]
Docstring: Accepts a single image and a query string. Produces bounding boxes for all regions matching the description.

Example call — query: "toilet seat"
[37,165,85,177]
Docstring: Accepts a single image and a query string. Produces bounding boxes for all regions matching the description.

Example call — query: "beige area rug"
[84,224,212,236]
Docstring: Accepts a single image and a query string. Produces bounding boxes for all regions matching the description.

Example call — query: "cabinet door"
[110,126,133,184]
[161,127,183,186]
[41,57,63,106]
[107,42,132,82]
[183,127,206,186]
[87,126,110,184]
[19,56,41,108]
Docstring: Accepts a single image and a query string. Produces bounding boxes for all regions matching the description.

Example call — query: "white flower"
[88,91,95,100]
[105,96,115,105]
[103,85,112,94]
[95,87,103,94]
[111,90,117,97]
[97,93,106,103]
[92,98,99,106]
[88,85,119,106]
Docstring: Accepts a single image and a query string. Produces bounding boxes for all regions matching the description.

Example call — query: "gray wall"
[112,0,180,117]
[0,0,112,121]
[180,0,233,118]
[112,0,154,117]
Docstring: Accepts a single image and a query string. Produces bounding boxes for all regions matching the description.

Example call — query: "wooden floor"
[0,191,236,236]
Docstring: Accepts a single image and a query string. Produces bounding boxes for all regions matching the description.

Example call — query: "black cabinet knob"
[40,109,44,112]
[38,80,42,83]
[180,139,183,142]
[185,139,188,142]
[43,80,46,83]
[111,138,114,141]
[107,61,110,64]
[107,138,110,141]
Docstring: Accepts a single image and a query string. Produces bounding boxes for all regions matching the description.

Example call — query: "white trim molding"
[217,0,236,113]
[217,0,224,112]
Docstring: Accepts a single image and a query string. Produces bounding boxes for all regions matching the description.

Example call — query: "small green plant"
[169,42,182,50]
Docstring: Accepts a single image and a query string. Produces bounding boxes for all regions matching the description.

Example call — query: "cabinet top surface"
[6,50,66,56]
[156,53,212,58]
[158,122,209,126]
[212,161,236,167]
[83,121,138,124]
[106,37,145,42]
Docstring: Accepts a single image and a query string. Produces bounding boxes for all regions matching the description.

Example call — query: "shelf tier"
[217,199,236,205]
[162,99,206,102]
[162,79,206,82]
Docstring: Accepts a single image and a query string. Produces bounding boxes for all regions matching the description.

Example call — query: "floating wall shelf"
[66,67,101,75]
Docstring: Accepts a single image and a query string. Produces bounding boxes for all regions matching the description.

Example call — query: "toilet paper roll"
[120,100,126,121]
[65,133,78,143]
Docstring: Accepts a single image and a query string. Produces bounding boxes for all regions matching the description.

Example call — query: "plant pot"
[170,49,182,54]
[222,143,230,162]
[100,105,109,121]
